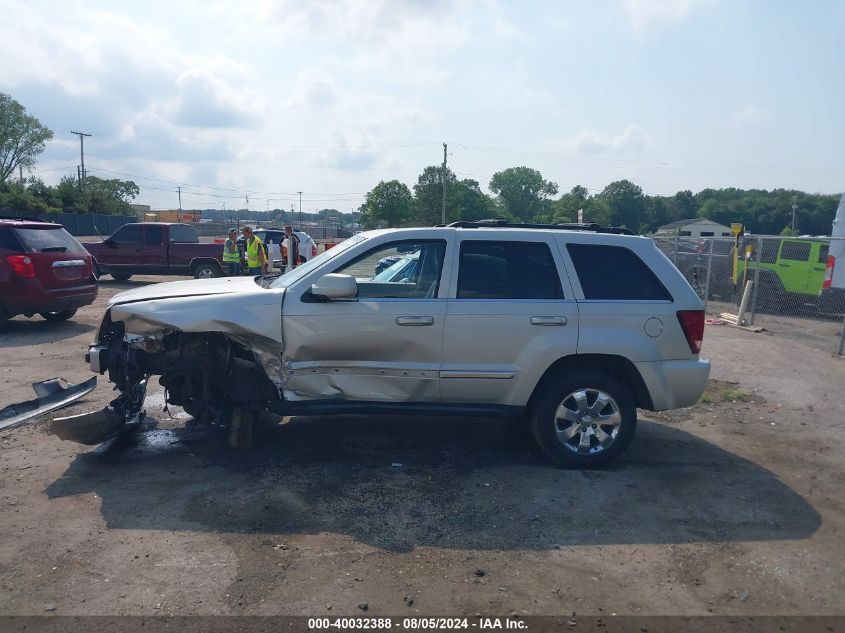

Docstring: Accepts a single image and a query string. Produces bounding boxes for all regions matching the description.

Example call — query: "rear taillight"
[312,244,317,257]
[677,310,704,355]
[822,255,835,290]
[5,255,36,278]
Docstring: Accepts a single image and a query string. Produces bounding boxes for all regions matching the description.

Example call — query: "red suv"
[0,216,98,328]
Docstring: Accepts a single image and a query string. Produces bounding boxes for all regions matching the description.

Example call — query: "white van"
[820,193,845,314]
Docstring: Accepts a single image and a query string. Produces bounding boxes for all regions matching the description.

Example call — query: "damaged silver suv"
[58,221,710,467]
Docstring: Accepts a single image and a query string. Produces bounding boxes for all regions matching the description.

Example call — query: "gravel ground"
[1,275,844,616]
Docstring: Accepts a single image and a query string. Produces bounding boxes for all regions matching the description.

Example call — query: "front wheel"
[40,309,78,322]
[193,263,222,279]
[111,272,132,281]
[530,372,637,467]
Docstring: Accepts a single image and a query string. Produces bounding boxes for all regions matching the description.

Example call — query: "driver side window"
[333,240,446,299]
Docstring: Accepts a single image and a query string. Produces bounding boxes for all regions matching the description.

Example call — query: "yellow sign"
[731,223,743,236]
[745,244,753,259]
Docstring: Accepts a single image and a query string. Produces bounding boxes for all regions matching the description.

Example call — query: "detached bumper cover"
[0,377,97,433]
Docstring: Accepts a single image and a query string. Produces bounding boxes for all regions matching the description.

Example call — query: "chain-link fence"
[654,235,845,356]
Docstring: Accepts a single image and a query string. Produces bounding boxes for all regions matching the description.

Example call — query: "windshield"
[270,234,367,288]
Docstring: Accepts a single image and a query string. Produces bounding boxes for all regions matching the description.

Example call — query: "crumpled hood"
[108,276,262,307]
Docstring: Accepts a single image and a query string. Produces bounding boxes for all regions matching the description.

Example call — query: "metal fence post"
[749,236,762,325]
[673,232,680,265]
[702,238,713,313]
[839,317,845,357]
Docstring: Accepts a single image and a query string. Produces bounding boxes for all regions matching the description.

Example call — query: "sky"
[1,0,843,212]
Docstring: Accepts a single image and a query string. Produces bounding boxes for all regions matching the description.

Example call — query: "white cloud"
[622,0,714,37]
[727,104,773,129]
[574,124,653,155]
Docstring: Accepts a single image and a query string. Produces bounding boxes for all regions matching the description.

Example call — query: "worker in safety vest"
[222,227,241,276]
[242,225,269,276]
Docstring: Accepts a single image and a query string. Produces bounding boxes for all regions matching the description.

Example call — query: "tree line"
[360,168,841,236]
[2,92,840,235]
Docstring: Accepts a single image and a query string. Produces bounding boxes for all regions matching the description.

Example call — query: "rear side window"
[780,241,811,262]
[169,225,198,243]
[0,227,23,251]
[567,243,672,301]
[12,227,86,254]
[144,225,163,246]
[457,241,563,300]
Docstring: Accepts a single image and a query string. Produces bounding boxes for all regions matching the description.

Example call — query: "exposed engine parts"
[53,315,280,447]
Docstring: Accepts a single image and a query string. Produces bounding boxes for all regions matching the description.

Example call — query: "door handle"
[530,316,567,326]
[396,316,434,326]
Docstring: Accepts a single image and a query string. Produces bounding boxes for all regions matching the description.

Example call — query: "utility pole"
[297,191,303,227]
[178,186,182,212]
[441,142,447,224]
[70,131,91,191]
[791,198,798,233]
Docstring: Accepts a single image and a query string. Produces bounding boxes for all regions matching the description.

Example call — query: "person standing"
[222,227,242,276]
[242,226,269,276]
[283,225,301,271]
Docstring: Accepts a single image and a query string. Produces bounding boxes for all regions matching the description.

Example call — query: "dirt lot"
[1,276,844,616]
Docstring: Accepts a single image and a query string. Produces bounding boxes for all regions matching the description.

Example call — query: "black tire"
[93,261,102,279]
[40,309,77,322]
[193,263,222,279]
[0,303,9,330]
[530,371,637,468]
[111,272,132,281]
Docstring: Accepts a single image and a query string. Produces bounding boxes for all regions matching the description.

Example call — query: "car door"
[141,225,167,273]
[281,238,449,402]
[777,240,813,294]
[440,237,579,405]
[104,224,142,273]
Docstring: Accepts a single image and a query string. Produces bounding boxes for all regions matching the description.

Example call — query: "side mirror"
[311,273,357,300]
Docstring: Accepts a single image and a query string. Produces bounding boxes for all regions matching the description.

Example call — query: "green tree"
[413,165,457,225]
[0,93,53,184]
[489,166,558,222]
[595,180,646,231]
[549,185,590,223]
[360,180,414,228]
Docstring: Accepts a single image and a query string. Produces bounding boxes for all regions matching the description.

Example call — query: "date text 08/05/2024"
[307,617,528,630]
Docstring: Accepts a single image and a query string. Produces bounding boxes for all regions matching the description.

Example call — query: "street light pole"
[297,191,303,227]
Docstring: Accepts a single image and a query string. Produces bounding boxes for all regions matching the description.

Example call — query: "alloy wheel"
[554,388,622,455]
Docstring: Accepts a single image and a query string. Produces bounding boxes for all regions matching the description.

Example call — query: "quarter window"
[819,244,830,265]
[457,241,563,300]
[780,241,811,262]
[567,244,672,301]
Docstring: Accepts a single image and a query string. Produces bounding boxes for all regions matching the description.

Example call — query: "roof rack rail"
[442,218,634,235]
[0,214,53,223]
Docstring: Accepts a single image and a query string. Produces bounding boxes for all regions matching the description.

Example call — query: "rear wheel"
[530,372,637,467]
[111,272,132,281]
[40,309,77,322]
[193,263,222,279]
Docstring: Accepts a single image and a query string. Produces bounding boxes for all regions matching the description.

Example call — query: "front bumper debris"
[50,378,148,445]
[0,377,98,433]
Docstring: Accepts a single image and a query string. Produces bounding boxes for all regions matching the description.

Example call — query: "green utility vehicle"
[737,238,828,310]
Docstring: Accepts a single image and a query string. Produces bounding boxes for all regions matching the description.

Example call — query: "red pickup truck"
[84,223,226,280]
